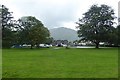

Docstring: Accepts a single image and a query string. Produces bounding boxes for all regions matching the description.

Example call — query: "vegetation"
[3,48,118,78]
[1,3,119,78]
[1,4,119,48]
[76,4,116,48]
[117,25,120,45]
[0,5,50,49]
[1,5,14,48]
[17,16,50,49]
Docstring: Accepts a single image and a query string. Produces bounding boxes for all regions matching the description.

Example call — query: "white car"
[39,44,50,48]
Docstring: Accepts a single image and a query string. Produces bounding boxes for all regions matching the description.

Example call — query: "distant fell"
[49,27,79,41]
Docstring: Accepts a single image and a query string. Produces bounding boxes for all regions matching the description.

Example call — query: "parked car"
[39,44,50,48]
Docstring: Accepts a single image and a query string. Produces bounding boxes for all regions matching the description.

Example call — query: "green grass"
[2,48,118,78]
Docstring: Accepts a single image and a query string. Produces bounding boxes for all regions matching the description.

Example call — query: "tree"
[76,4,116,48]
[18,16,50,49]
[106,27,118,46]
[116,25,120,46]
[29,25,50,48]
[45,37,54,44]
[0,5,14,48]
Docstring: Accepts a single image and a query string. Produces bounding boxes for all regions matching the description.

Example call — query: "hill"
[49,27,79,41]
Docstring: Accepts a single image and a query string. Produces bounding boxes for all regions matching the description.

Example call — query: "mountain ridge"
[49,27,79,41]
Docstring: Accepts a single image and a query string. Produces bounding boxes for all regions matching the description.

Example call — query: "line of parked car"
[11,43,69,48]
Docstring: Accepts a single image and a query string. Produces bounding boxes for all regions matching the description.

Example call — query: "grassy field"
[2,48,118,78]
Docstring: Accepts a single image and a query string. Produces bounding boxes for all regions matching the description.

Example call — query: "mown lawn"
[2,48,118,78]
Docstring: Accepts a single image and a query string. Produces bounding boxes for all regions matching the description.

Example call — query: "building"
[52,40,68,46]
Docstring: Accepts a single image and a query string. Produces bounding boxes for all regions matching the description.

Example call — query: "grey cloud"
[7,0,80,29]
[1,0,118,29]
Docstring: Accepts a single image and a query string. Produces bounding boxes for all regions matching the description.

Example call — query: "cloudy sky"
[1,0,119,30]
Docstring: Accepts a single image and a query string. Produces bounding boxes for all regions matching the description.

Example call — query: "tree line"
[0,5,52,49]
[0,4,119,49]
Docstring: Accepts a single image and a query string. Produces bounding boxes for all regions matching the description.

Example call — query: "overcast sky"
[1,0,119,30]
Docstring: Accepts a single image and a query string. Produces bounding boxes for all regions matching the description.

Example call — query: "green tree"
[18,16,50,49]
[0,5,14,48]
[45,37,54,44]
[107,27,118,46]
[29,25,50,48]
[76,4,116,48]
[116,25,120,46]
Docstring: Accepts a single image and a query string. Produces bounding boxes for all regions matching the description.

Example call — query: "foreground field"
[2,48,118,78]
